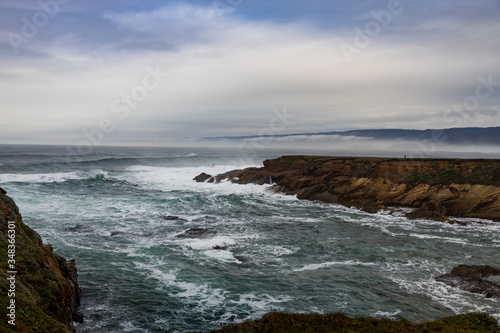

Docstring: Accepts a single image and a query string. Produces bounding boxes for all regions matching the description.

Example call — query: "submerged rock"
[436,265,500,298]
[160,215,188,222]
[68,225,91,232]
[176,228,218,239]
[233,255,249,263]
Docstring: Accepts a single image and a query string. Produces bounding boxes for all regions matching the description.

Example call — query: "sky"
[1,0,500,146]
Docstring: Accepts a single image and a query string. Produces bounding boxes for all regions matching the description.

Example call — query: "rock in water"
[176,228,218,239]
[406,201,447,222]
[160,215,188,221]
[193,172,213,182]
[435,265,500,298]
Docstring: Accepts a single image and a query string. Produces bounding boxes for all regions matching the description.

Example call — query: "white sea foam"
[257,245,298,257]
[228,293,292,312]
[119,321,149,333]
[204,249,241,263]
[178,235,236,251]
[409,233,469,245]
[0,169,107,183]
[373,309,402,319]
[122,165,271,196]
[294,260,376,272]
[133,261,227,307]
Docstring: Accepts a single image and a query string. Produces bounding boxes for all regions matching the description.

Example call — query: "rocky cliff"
[195,156,500,221]
[0,187,82,332]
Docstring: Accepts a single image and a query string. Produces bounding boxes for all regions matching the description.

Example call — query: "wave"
[294,260,377,272]
[0,169,119,184]
[0,170,103,183]
[0,154,204,173]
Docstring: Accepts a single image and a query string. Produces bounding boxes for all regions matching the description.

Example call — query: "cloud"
[0,1,500,145]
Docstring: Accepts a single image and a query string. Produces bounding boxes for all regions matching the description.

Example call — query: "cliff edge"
[195,156,500,221]
[0,187,82,332]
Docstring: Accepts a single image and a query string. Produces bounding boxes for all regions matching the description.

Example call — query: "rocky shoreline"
[0,187,82,332]
[195,156,500,222]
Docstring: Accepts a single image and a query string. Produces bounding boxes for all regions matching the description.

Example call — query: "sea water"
[0,144,499,332]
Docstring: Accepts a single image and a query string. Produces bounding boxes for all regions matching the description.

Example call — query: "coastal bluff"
[195,156,500,221]
[0,187,82,332]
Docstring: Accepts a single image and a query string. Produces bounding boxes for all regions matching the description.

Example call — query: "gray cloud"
[0,1,499,145]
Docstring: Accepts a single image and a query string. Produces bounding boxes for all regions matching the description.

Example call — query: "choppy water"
[1,144,499,332]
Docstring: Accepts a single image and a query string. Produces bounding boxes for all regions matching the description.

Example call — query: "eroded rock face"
[194,156,500,221]
[0,187,82,332]
[436,265,500,298]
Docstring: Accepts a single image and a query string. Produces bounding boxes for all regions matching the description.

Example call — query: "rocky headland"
[195,156,500,222]
[0,187,82,332]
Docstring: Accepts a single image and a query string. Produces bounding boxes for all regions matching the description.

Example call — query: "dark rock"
[233,255,248,263]
[406,201,448,222]
[160,215,188,221]
[446,219,469,226]
[110,231,123,236]
[176,228,218,239]
[213,245,227,250]
[193,172,213,182]
[68,225,90,232]
[0,187,6,194]
[66,259,83,324]
[435,265,500,298]
[215,169,243,183]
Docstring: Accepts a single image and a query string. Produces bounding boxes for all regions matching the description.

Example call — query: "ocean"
[0,144,499,332]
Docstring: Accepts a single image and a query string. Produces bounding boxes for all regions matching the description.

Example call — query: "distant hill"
[207,127,500,145]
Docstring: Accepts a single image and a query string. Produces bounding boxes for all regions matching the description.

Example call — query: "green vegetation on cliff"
[207,312,500,333]
[0,188,80,333]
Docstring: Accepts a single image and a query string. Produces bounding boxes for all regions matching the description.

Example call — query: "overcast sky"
[1,0,500,145]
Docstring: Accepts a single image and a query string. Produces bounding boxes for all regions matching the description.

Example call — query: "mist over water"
[1,145,499,332]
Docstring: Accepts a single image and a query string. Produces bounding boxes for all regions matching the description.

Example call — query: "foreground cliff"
[196,156,500,221]
[205,312,500,332]
[0,187,82,332]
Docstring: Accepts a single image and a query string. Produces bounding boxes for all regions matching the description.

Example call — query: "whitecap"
[177,235,236,251]
[294,260,376,272]
[0,169,107,183]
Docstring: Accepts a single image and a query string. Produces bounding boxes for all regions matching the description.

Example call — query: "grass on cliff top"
[205,312,500,333]
[279,155,500,186]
